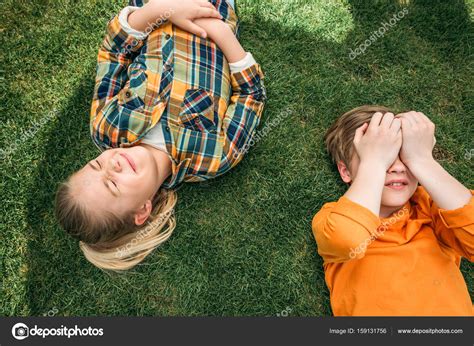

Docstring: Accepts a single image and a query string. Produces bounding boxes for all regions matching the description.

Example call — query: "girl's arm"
[193,18,246,63]
[193,18,266,170]
[128,0,222,38]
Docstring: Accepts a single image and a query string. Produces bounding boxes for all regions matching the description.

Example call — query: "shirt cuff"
[437,190,474,229]
[118,6,148,40]
[228,52,257,73]
[230,63,265,97]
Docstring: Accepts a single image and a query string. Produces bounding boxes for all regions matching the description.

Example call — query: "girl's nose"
[108,156,122,173]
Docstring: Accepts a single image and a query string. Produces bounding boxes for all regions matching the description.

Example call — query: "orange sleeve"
[431,190,474,261]
[312,196,381,264]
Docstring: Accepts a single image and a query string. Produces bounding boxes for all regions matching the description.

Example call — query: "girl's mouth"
[120,153,137,173]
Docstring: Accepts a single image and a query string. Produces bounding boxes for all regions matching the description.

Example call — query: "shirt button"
[165,126,170,132]
[165,34,171,40]
[125,91,131,98]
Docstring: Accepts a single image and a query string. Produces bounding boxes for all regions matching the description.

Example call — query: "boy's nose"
[387,156,406,174]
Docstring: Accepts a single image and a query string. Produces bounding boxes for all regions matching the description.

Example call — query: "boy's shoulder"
[312,200,338,228]
[311,195,365,226]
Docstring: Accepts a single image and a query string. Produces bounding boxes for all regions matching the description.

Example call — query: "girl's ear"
[337,161,352,184]
[134,200,153,226]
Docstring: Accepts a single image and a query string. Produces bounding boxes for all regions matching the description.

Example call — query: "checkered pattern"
[90,0,266,188]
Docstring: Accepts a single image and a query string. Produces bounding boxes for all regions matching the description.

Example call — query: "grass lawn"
[1,0,473,316]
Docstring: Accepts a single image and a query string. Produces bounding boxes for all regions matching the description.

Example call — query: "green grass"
[1,0,473,316]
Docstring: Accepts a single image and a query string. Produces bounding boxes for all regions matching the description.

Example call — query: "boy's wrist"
[403,156,437,177]
[358,158,389,174]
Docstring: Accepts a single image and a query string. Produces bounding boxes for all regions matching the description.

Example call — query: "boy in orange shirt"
[312,106,473,316]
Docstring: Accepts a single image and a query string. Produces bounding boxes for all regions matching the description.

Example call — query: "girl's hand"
[149,0,222,38]
[396,111,435,168]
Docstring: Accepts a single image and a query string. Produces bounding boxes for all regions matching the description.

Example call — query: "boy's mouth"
[384,179,408,190]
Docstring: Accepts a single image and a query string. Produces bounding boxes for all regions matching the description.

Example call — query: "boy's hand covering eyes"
[149,0,222,38]
[395,111,436,167]
[353,112,402,171]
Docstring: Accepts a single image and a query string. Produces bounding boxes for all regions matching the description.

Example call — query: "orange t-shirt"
[312,186,474,316]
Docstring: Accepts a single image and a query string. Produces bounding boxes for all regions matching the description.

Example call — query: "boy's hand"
[353,112,402,170]
[148,0,222,38]
[396,111,435,168]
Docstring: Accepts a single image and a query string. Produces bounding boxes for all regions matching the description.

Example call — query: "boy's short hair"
[324,105,392,167]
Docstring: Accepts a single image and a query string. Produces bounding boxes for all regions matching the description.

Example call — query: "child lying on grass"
[55,0,265,271]
[312,106,473,316]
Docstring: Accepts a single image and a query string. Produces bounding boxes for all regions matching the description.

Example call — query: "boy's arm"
[430,190,474,261]
[398,111,473,260]
[312,198,381,263]
[193,18,266,168]
[398,111,471,209]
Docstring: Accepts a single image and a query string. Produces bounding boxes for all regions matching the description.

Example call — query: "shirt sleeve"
[90,11,148,149]
[228,52,257,73]
[312,196,381,264]
[218,62,266,171]
[118,6,149,40]
[431,190,474,261]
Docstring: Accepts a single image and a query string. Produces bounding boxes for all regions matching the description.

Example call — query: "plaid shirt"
[90,0,266,189]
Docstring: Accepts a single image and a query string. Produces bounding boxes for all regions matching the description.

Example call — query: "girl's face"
[70,146,161,220]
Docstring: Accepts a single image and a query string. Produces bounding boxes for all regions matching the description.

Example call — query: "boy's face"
[342,153,419,216]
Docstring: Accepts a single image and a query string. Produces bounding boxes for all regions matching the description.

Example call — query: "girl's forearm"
[128,2,165,32]
[194,18,246,63]
[212,26,246,63]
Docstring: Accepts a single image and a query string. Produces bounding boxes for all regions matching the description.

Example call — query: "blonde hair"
[55,179,177,272]
[324,105,392,166]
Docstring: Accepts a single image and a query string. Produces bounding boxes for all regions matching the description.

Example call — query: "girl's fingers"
[198,1,217,10]
[197,8,222,19]
[180,20,207,38]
